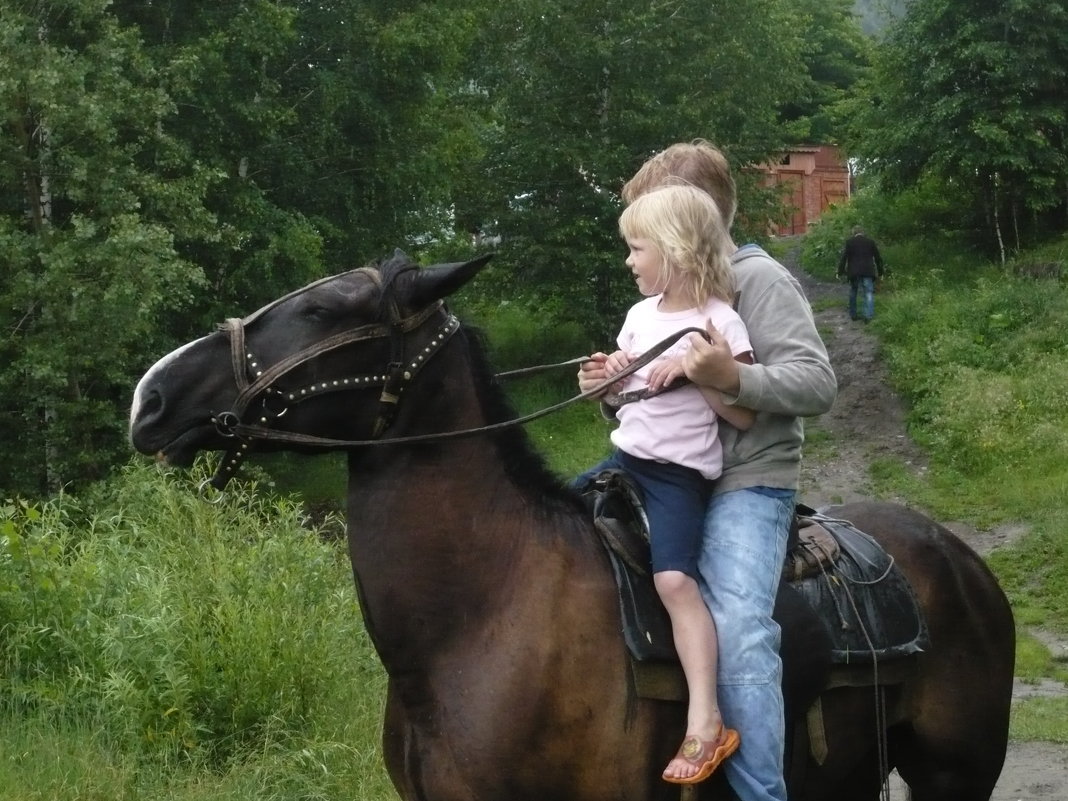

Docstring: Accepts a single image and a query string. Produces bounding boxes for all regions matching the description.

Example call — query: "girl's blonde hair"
[618,183,734,307]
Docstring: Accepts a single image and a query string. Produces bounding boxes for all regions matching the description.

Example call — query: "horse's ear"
[408,254,493,307]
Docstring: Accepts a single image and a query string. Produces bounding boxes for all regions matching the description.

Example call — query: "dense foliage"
[5,235,1068,795]
[3,0,1068,794]
[1,0,874,495]
[1,0,1066,499]
[0,461,393,799]
[1,0,496,495]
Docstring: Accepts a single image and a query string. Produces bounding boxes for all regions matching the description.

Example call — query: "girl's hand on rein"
[578,351,625,397]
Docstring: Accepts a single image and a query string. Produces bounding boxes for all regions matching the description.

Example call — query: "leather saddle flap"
[790,510,930,664]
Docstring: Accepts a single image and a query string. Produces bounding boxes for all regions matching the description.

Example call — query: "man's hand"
[683,319,741,395]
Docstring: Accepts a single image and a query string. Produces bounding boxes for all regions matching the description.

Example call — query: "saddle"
[581,470,929,668]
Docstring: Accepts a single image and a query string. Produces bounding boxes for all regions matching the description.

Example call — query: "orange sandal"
[662,728,741,785]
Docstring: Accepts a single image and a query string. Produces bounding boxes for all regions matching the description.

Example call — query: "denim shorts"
[574,449,711,578]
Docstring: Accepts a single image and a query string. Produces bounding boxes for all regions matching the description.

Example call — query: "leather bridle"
[205,289,458,492]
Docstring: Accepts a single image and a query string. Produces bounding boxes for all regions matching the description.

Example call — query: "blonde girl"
[577,183,755,784]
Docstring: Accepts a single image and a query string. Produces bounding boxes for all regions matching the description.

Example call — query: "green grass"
[0,715,135,801]
[809,295,844,314]
[867,235,1068,742]
[875,262,1068,629]
[866,458,924,499]
[1014,632,1068,684]
[512,375,613,478]
[0,712,393,801]
[1011,698,1068,743]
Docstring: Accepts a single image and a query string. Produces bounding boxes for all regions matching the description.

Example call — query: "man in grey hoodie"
[579,140,836,801]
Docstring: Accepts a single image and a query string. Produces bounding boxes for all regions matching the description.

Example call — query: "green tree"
[1,0,870,495]
[779,0,871,144]
[1,0,487,495]
[847,0,1068,260]
[461,0,817,342]
[114,0,485,318]
[0,0,207,495]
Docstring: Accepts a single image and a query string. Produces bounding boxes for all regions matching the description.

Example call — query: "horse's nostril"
[130,386,169,453]
[131,387,168,441]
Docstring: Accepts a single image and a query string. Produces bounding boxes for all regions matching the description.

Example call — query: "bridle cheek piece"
[204,301,456,493]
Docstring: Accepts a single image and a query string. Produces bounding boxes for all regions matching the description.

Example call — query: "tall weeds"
[0,461,389,799]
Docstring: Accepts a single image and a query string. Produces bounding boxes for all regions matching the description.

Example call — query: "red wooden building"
[759,145,850,235]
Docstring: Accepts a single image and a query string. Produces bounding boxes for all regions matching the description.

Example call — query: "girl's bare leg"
[655,569,734,781]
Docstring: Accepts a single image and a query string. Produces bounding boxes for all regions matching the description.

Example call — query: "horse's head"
[129,250,492,479]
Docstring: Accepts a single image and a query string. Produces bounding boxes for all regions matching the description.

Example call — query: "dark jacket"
[837,234,884,279]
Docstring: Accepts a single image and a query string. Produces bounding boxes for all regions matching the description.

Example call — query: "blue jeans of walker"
[848,276,875,320]
[697,487,793,801]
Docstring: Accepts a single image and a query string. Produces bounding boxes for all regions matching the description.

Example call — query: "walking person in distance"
[837,225,886,322]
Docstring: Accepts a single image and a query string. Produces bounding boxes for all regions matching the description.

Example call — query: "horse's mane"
[460,323,588,516]
[372,251,586,517]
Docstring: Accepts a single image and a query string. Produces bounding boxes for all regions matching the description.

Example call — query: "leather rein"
[203,296,705,494]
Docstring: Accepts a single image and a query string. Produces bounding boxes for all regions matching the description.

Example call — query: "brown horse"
[129,251,1015,801]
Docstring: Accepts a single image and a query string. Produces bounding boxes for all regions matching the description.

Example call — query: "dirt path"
[793,264,1025,553]
[789,251,1068,800]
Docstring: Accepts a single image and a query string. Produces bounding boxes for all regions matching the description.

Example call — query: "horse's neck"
[343,341,597,668]
[347,437,536,561]
[346,340,574,547]
[346,439,576,671]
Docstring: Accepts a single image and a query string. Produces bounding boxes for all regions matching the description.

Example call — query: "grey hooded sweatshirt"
[715,244,837,494]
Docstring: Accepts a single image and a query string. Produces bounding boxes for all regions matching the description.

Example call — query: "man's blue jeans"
[848,276,875,321]
[697,487,793,801]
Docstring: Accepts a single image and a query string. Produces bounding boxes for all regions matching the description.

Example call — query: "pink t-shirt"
[610,296,752,479]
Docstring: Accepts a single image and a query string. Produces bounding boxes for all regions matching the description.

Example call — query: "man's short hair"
[621,140,737,230]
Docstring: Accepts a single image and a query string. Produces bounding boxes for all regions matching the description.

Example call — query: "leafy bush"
[469,299,593,370]
[799,204,855,279]
[0,461,379,771]
[801,179,983,282]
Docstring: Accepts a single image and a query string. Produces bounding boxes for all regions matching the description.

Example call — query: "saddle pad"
[790,512,929,664]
